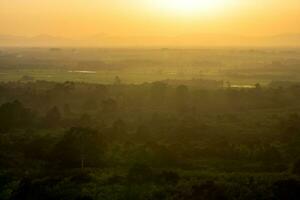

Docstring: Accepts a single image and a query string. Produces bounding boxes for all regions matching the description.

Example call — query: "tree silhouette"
[44,106,61,128]
[53,127,105,168]
[150,81,168,106]
[0,100,34,132]
[175,85,189,113]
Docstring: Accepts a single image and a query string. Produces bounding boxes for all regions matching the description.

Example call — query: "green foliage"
[0,100,35,132]
[292,159,300,176]
[44,106,61,128]
[1,79,300,199]
[52,127,106,168]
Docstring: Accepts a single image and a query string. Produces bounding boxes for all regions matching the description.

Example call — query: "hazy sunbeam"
[150,0,228,16]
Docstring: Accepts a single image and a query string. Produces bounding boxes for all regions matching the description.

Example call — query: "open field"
[1,47,300,85]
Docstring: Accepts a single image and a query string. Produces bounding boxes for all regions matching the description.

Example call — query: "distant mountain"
[0,34,74,46]
[0,33,300,47]
[31,34,71,42]
[259,34,300,46]
[0,34,27,41]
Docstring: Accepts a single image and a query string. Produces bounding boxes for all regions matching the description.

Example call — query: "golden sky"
[0,0,300,38]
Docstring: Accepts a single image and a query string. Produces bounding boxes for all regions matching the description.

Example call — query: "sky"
[0,0,300,40]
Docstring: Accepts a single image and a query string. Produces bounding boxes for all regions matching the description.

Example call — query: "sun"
[152,0,226,16]
[166,0,199,12]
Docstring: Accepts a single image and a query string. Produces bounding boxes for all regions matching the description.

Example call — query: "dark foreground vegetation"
[1,80,300,199]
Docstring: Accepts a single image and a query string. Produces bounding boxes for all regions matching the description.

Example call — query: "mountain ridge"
[1,33,300,47]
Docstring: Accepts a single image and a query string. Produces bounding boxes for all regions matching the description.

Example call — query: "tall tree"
[0,100,34,132]
[53,127,105,168]
[44,106,61,128]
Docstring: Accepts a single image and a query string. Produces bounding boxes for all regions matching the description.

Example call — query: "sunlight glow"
[152,0,227,16]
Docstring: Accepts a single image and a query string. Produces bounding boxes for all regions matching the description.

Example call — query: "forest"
[2,0,300,198]
[1,76,300,199]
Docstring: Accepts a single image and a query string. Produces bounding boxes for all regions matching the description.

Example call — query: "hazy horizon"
[1,0,300,46]
[1,32,300,47]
